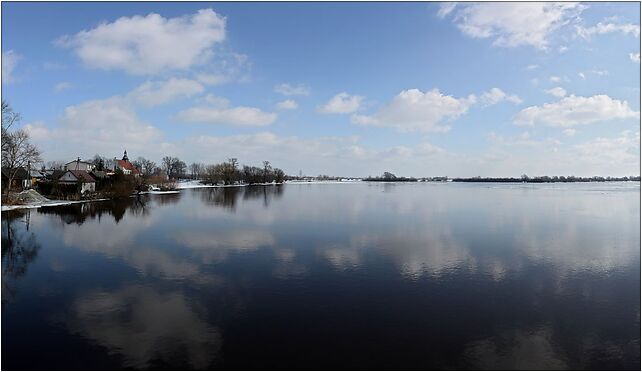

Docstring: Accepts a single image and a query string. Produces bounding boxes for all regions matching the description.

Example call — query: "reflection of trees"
[200,185,285,211]
[243,185,284,207]
[153,192,181,206]
[200,187,241,210]
[2,209,40,306]
[38,197,149,224]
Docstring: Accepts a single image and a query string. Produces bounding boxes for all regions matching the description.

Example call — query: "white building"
[64,158,95,172]
[58,170,96,194]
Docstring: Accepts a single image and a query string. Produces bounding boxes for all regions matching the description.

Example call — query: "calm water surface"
[2,182,640,370]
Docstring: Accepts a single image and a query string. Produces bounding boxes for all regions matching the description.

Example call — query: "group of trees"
[202,158,285,185]
[161,156,187,179]
[2,100,42,195]
[363,172,418,182]
[452,175,642,183]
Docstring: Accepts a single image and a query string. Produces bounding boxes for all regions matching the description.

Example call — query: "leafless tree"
[134,157,156,177]
[2,100,21,154]
[2,130,41,194]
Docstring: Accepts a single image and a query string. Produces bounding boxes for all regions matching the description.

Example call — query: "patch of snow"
[1,198,109,211]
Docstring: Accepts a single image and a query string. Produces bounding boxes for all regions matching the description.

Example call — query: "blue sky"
[2,2,640,177]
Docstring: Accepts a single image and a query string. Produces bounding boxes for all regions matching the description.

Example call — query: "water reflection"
[200,185,283,211]
[1,183,639,369]
[2,210,40,306]
[66,285,222,369]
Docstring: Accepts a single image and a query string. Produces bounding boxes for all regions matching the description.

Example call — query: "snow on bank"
[1,198,109,211]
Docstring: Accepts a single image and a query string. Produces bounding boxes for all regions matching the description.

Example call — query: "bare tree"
[2,130,41,194]
[189,162,204,179]
[45,160,64,170]
[2,100,21,154]
[162,156,174,178]
[137,157,157,177]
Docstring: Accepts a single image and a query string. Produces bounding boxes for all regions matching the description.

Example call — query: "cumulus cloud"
[54,81,73,92]
[196,73,229,85]
[2,50,21,84]
[351,88,476,133]
[317,92,364,114]
[276,99,298,110]
[480,88,522,105]
[563,128,576,137]
[573,130,640,165]
[177,102,277,127]
[274,83,310,96]
[526,64,540,70]
[439,2,584,49]
[576,21,641,39]
[128,78,204,107]
[514,94,639,127]
[28,96,167,160]
[56,9,226,75]
[630,52,640,63]
[546,87,567,97]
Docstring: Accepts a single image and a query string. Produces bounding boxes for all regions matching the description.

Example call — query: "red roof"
[67,170,95,183]
[116,159,141,174]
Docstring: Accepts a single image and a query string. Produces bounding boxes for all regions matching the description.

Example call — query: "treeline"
[200,159,285,185]
[452,175,641,183]
[363,172,418,182]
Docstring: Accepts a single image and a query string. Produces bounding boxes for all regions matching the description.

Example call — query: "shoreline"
[3,180,639,211]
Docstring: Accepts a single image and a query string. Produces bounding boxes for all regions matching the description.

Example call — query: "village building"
[58,170,96,194]
[114,150,141,176]
[1,167,30,192]
[64,158,95,172]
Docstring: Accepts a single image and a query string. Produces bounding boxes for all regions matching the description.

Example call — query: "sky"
[1,2,640,177]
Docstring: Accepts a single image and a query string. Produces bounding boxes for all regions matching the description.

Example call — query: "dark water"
[2,182,640,370]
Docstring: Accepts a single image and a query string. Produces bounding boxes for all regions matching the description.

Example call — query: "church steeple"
[122,150,129,161]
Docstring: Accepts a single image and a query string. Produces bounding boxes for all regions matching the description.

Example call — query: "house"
[29,169,47,187]
[1,167,30,192]
[64,158,95,172]
[58,170,96,194]
[114,150,141,176]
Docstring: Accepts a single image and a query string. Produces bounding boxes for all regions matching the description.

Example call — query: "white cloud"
[558,45,569,53]
[177,104,277,127]
[2,50,21,84]
[440,2,584,49]
[514,94,639,127]
[630,52,640,63]
[317,92,364,114]
[54,81,73,92]
[546,87,567,97]
[549,76,562,83]
[195,52,251,85]
[181,131,451,176]
[351,88,476,133]
[590,69,608,76]
[578,72,586,80]
[276,99,298,110]
[573,130,640,166]
[23,121,51,141]
[128,78,204,107]
[196,73,229,85]
[576,21,640,39]
[563,128,576,137]
[274,83,310,96]
[480,88,522,105]
[437,3,458,18]
[29,96,167,160]
[56,9,226,75]
[201,94,230,108]
[526,64,540,70]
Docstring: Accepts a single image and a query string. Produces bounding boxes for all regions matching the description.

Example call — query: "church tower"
[122,150,129,162]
